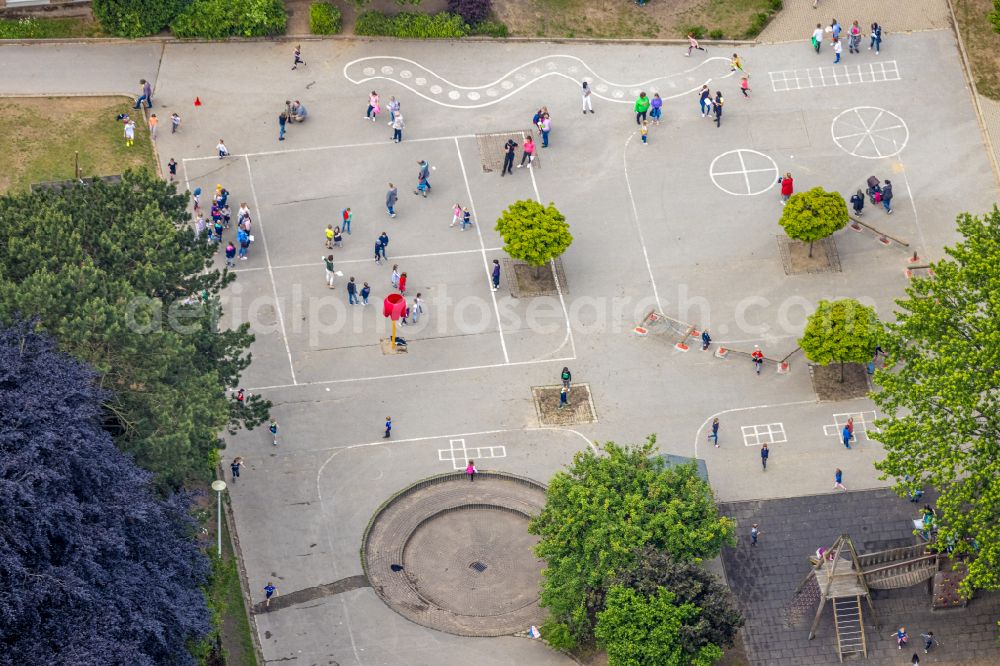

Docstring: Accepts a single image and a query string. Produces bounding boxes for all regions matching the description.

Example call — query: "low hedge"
[171,0,286,38]
[354,11,508,39]
[310,1,342,34]
[355,11,467,38]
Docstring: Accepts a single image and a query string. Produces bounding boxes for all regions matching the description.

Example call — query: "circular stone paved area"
[362,472,548,636]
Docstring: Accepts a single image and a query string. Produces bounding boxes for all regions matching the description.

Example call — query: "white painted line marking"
[181,133,477,163]
[822,410,878,442]
[622,132,663,313]
[454,137,509,364]
[245,154,297,385]
[247,355,576,391]
[740,422,787,447]
[230,247,502,273]
[438,438,507,470]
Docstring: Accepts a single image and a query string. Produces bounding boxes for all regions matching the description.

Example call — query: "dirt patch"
[532,383,596,426]
[953,0,1000,100]
[504,257,566,298]
[493,0,778,40]
[0,96,157,194]
[776,236,842,275]
[809,363,871,402]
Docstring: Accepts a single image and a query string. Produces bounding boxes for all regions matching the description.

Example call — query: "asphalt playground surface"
[3,26,997,665]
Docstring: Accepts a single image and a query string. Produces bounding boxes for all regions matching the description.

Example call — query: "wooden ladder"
[833,595,867,661]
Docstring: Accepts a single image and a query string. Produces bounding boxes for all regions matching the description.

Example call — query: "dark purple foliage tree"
[448,0,491,25]
[0,321,210,666]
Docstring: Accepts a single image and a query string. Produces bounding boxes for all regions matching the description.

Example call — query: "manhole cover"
[469,561,487,573]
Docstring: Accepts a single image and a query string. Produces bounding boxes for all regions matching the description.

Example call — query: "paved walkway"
[760,0,951,43]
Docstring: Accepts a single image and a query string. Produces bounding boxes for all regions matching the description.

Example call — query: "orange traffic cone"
[194,97,202,106]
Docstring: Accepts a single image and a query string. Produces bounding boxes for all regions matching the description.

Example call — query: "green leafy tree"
[0,170,268,490]
[872,208,1000,595]
[991,0,1000,33]
[529,439,735,646]
[778,186,848,257]
[495,200,573,278]
[92,0,189,37]
[595,586,724,666]
[609,546,743,658]
[799,298,881,382]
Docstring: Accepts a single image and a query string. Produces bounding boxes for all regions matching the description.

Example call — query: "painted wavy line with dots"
[343,55,736,109]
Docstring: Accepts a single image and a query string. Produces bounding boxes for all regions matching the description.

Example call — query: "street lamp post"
[211,479,227,557]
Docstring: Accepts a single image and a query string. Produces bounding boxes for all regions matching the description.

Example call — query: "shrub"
[92,0,188,37]
[681,24,706,39]
[171,0,286,39]
[745,11,770,38]
[310,1,342,34]
[469,19,508,38]
[447,0,491,25]
[354,11,467,38]
[769,0,783,11]
[992,0,1000,33]
[709,29,724,40]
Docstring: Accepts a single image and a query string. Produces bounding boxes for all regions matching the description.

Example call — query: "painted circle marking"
[400,70,413,79]
[415,77,427,86]
[467,91,481,101]
[380,66,394,74]
[486,88,499,97]
[448,90,461,100]
[709,149,780,196]
[501,80,515,90]
[831,106,909,159]
[363,67,376,76]
[612,89,625,99]
[429,84,443,95]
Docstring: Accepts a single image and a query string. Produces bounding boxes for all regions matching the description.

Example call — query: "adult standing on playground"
[581,81,594,114]
[870,21,883,54]
[779,172,794,205]
[634,92,650,125]
[415,160,431,197]
[848,20,862,54]
[517,135,535,168]
[501,137,517,176]
[760,443,769,470]
[881,179,894,214]
[385,183,397,217]
[391,113,404,143]
[811,23,824,53]
[540,113,551,148]
[713,91,725,128]
[699,85,711,117]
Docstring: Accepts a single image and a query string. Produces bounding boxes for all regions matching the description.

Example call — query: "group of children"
[812,19,885,64]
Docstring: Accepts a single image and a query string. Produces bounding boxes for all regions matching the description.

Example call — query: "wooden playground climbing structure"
[794,534,940,661]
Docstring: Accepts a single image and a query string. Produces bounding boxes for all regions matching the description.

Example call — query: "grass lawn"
[0,96,157,194]
[952,0,1000,100]
[0,16,101,39]
[194,483,258,666]
[493,0,781,40]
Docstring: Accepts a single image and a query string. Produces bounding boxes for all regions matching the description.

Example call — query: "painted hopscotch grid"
[769,60,900,92]
[437,438,507,470]
[822,411,878,442]
[741,423,787,447]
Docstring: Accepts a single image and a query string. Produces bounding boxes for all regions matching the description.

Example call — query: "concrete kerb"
[945,0,1000,188]
[0,34,756,47]
[359,469,547,581]
[218,466,266,665]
